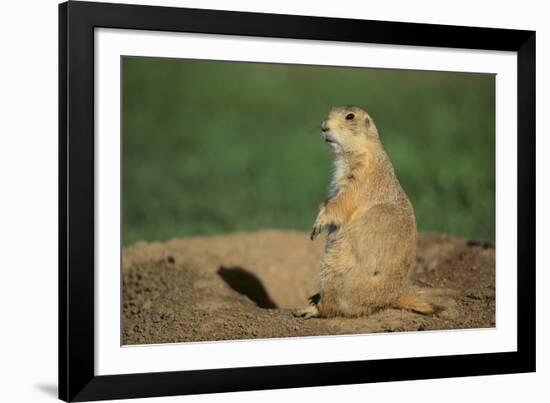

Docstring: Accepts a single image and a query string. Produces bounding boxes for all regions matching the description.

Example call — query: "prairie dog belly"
[322,203,416,312]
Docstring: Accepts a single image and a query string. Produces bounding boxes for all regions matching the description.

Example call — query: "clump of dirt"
[122,230,495,344]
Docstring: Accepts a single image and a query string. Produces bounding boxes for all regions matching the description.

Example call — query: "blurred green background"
[122,57,495,246]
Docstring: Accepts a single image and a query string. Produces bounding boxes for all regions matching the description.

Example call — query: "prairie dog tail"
[392,295,438,315]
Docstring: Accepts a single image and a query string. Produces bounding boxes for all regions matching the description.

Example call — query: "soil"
[122,230,495,345]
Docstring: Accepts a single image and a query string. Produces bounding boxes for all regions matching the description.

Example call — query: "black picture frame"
[59,1,536,401]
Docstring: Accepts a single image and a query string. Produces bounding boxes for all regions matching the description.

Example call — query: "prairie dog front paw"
[310,210,328,240]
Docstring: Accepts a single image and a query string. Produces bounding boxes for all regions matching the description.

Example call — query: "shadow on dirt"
[218,266,277,309]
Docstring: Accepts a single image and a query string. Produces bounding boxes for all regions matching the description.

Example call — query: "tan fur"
[392,296,435,315]
[294,106,435,319]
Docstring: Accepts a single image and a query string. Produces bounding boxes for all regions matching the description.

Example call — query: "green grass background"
[122,57,495,246]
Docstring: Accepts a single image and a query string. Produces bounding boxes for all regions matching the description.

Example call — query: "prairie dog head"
[321,106,379,155]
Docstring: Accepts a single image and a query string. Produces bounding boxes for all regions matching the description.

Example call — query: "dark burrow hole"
[217,266,277,309]
[467,240,493,249]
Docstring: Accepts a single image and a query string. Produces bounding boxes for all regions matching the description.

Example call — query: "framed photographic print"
[59,1,535,401]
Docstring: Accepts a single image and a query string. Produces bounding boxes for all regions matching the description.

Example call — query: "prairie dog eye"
[345,113,355,120]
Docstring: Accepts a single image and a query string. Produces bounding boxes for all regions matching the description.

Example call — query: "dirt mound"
[122,230,495,345]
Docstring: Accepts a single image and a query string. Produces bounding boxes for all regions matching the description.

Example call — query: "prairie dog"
[294,106,434,318]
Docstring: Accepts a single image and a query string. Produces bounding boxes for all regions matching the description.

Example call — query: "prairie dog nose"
[321,120,329,132]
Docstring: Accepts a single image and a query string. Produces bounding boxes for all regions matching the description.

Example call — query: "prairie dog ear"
[363,114,380,138]
[364,115,371,128]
